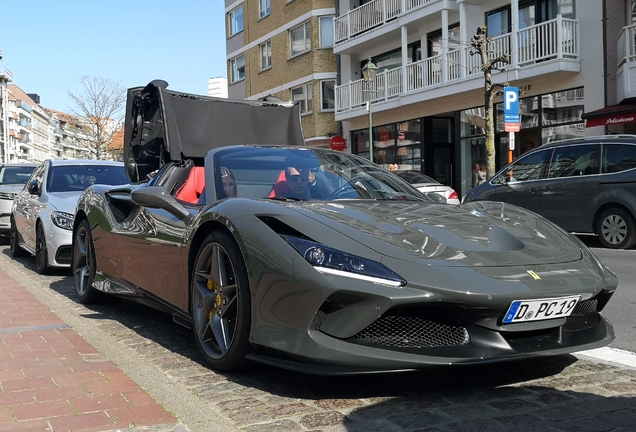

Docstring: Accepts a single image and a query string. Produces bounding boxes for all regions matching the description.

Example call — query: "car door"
[540,143,600,232]
[13,163,46,250]
[492,148,552,214]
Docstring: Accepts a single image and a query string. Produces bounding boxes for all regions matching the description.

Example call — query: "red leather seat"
[268,171,289,197]
[175,167,205,204]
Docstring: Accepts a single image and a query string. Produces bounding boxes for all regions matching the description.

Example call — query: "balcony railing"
[617,23,636,68]
[336,16,578,113]
[335,0,435,43]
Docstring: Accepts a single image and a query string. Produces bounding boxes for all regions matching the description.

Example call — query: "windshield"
[47,165,128,193]
[0,165,36,185]
[213,147,435,202]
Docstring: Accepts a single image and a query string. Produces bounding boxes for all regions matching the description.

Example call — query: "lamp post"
[361,57,378,163]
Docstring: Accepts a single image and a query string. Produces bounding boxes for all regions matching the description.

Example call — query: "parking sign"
[503,87,519,123]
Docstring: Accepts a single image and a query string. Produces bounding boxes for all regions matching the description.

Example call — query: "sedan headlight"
[0,192,16,200]
[51,211,75,230]
[281,235,406,287]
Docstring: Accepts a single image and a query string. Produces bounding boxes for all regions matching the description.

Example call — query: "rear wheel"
[596,208,636,249]
[35,223,49,274]
[191,230,252,372]
[9,219,28,257]
[72,219,102,304]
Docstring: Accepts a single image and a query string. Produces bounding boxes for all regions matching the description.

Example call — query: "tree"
[470,24,510,178]
[67,76,127,160]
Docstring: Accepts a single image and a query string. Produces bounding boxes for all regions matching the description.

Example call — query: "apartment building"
[0,67,9,163]
[225,0,338,147]
[208,77,229,98]
[333,0,636,196]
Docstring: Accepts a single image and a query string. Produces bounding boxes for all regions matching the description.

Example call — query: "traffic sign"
[503,87,519,123]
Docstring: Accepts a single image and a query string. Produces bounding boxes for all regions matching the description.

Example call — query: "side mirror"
[131,186,191,222]
[27,181,39,195]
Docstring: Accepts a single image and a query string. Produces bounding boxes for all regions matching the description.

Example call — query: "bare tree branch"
[67,76,126,160]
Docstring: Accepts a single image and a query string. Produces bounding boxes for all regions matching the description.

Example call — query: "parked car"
[70,81,616,375]
[10,159,128,273]
[395,170,460,204]
[0,163,38,243]
[463,135,636,249]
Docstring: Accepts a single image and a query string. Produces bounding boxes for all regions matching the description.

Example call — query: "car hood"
[45,191,84,213]
[0,184,26,194]
[285,200,581,267]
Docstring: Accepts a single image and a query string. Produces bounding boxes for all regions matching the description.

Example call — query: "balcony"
[335,0,437,45]
[617,23,636,103]
[336,16,579,117]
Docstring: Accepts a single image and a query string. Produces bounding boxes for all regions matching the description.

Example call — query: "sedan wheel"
[597,208,636,249]
[72,219,102,304]
[191,230,252,372]
[9,219,28,257]
[35,223,49,274]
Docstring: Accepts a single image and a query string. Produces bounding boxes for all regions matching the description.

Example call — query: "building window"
[319,16,334,48]
[260,0,270,19]
[230,55,245,83]
[290,21,311,57]
[292,84,312,114]
[228,6,243,37]
[260,41,272,70]
[320,80,335,111]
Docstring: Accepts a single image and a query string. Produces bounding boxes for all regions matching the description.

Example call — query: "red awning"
[582,105,636,128]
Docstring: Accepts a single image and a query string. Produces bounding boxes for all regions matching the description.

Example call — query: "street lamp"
[361,57,378,163]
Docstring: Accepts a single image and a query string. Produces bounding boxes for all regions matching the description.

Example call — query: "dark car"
[463,135,636,249]
[71,81,616,375]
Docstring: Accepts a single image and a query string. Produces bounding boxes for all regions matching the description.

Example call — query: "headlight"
[281,235,406,287]
[51,211,74,230]
[0,192,16,200]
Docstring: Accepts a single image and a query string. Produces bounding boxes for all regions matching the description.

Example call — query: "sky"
[0,0,227,113]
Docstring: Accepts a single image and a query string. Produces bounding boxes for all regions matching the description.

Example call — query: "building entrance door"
[429,118,455,187]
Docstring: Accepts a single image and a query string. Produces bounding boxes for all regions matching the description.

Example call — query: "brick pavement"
[1,248,636,432]
[0,267,179,432]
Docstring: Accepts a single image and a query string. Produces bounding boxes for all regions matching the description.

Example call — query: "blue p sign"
[503,87,519,123]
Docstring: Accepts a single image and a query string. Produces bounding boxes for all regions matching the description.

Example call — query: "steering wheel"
[327,176,367,200]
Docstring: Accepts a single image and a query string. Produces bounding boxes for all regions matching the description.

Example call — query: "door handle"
[528,187,539,193]
[542,186,553,192]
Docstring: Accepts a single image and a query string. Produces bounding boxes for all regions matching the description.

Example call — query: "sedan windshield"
[0,166,36,185]
[47,165,128,193]
[213,147,434,202]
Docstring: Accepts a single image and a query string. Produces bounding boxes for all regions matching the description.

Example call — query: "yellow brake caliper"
[207,279,222,320]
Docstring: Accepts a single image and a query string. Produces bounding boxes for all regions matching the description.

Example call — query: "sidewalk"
[0,266,178,432]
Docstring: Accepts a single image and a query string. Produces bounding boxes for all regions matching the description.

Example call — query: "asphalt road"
[578,235,636,354]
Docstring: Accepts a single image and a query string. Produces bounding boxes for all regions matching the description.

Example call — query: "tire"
[9,219,28,257]
[35,223,49,274]
[191,230,252,372]
[72,219,102,304]
[596,208,636,249]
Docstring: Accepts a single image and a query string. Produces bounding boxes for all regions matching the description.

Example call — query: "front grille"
[310,310,328,331]
[55,246,72,264]
[564,299,600,332]
[351,307,470,348]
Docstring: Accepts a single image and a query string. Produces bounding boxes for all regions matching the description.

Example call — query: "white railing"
[336,16,579,113]
[617,23,636,67]
[335,0,436,43]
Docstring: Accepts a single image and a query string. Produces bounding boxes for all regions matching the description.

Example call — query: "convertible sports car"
[72,81,617,375]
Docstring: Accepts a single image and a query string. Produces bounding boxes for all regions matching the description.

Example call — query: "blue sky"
[0,0,226,112]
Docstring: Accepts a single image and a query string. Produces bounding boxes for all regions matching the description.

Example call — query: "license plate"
[503,295,580,324]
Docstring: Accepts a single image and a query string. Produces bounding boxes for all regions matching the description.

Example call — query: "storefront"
[350,87,587,198]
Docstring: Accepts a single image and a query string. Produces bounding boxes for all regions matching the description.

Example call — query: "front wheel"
[72,219,102,304]
[9,218,28,257]
[35,223,49,274]
[191,230,252,372]
[596,208,636,249]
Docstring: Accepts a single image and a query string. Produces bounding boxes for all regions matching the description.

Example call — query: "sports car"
[72,81,617,375]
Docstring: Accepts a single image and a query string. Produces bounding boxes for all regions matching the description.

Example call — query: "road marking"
[576,347,636,368]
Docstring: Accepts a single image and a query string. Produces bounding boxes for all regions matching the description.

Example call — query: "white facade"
[332,0,628,196]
